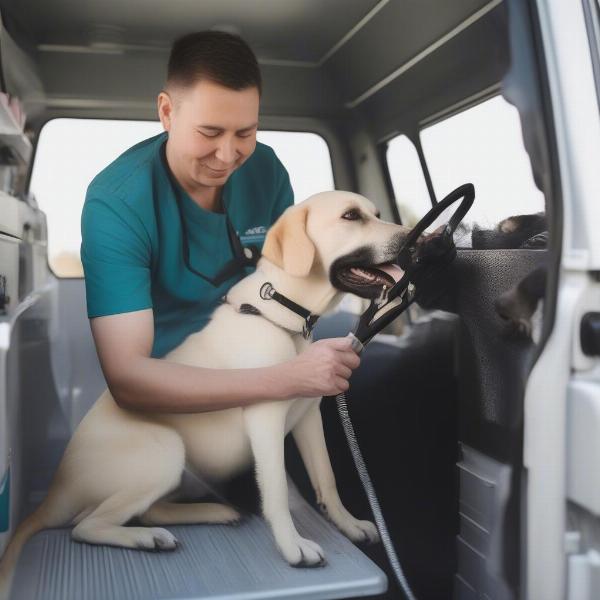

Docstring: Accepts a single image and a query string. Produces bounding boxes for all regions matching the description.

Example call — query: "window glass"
[29,119,334,277]
[258,131,334,202]
[386,134,432,227]
[30,119,163,277]
[420,95,545,247]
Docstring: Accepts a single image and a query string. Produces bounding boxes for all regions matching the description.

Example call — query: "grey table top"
[11,479,387,600]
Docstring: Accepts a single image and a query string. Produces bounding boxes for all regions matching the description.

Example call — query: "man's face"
[159,79,259,189]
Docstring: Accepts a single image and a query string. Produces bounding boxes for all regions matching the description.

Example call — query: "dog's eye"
[342,209,362,221]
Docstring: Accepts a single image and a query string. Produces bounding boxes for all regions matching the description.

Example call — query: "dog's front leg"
[243,402,326,567]
[292,402,379,544]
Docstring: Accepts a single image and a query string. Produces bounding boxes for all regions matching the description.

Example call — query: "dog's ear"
[262,205,315,277]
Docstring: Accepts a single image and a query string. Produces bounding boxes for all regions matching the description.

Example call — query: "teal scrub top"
[80,132,294,358]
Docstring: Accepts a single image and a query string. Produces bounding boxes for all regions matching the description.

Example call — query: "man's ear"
[262,205,316,277]
[157,91,172,131]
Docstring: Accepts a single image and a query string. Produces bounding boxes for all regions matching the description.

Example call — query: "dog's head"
[262,191,416,299]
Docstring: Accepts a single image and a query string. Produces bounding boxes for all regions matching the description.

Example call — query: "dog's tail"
[0,507,45,599]
[0,487,74,600]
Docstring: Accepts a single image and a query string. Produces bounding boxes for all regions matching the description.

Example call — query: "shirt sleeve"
[80,187,153,318]
[270,152,295,224]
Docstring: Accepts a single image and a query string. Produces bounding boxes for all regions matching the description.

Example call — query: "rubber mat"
[10,480,387,600]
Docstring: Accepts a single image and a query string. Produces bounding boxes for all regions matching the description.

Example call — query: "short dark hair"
[167,31,262,95]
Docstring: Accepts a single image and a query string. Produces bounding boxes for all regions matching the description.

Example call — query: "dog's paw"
[152,527,179,550]
[337,516,380,544]
[136,527,179,551]
[210,504,244,524]
[320,502,380,544]
[277,535,327,567]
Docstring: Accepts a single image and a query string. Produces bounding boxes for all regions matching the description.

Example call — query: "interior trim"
[37,44,319,68]
[345,0,504,109]
[317,0,390,66]
[419,83,501,128]
[36,0,390,69]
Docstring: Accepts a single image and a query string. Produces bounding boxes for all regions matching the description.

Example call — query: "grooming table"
[10,478,387,600]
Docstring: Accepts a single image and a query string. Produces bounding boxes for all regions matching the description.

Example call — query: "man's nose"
[215,136,237,164]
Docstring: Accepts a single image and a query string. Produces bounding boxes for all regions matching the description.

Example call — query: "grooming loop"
[337,183,475,600]
[353,183,475,346]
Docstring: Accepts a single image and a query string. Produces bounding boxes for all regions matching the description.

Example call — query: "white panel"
[0,235,20,554]
[567,380,600,515]
[0,193,24,239]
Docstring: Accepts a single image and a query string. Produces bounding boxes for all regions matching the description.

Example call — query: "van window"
[419,95,545,245]
[257,131,335,201]
[386,134,432,227]
[29,119,334,278]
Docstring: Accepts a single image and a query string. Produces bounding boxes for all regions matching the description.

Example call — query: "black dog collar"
[223,283,320,340]
[259,282,320,339]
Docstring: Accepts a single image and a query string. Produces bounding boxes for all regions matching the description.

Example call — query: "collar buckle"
[303,315,319,340]
[260,282,275,300]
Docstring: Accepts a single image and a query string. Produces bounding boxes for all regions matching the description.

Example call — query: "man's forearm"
[112,357,291,413]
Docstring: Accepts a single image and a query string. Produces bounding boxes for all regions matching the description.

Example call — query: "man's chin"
[197,166,234,180]
[192,172,229,186]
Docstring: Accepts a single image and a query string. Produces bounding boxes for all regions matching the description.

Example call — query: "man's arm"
[90,308,294,412]
[90,309,361,413]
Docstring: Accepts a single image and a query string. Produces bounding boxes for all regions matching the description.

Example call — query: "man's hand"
[278,338,361,399]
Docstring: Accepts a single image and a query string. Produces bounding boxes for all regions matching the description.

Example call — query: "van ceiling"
[0,0,506,132]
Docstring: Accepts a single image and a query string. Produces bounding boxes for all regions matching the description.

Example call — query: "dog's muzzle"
[330,244,407,300]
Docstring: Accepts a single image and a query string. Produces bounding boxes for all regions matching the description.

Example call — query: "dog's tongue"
[377,263,405,283]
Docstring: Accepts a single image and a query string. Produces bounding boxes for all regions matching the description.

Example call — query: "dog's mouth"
[332,256,405,298]
[339,263,404,287]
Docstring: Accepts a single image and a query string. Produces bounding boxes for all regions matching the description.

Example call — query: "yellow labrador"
[0,191,410,595]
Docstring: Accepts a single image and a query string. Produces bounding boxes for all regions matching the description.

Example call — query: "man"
[80,31,360,413]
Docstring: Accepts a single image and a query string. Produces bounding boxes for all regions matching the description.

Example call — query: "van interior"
[0,1,558,599]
